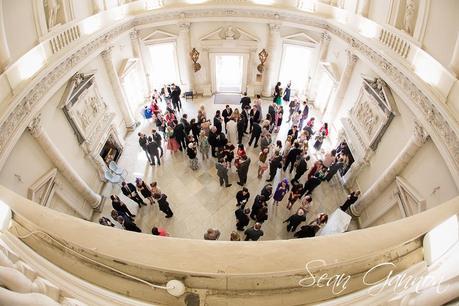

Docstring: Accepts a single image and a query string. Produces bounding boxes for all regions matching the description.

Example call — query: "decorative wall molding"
[0,6,457,185]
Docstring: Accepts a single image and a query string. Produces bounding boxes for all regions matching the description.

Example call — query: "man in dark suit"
[235,207,250,231]
[173,121,187,151]
[222,105,233,131]
[213,110,223,134]
[170,84,181,112]
[138,133,151,164]
[240,106,249,134]
[237,118,245,144]
[208,127,219,157]
[237,155,251,186]
[248,121,262,148]
[240,92,251,109]
[266,150,283,182]
[283,142,303,173]
[236,187,250,207]
[181,114,191,136]
[250,195,265,220]
[117,216,141,232]
[151,129,163,157]
[268,102,276,132]
[146,136,161,166]
[292,155,310,183]
[249,105,261,133]
[153,193,174,218]
[244,222,264,241]
[121,181,146,208]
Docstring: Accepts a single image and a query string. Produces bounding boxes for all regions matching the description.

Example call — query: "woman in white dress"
[226,117,238,146]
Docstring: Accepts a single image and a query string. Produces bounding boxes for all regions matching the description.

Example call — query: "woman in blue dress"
[273,178,290,206]
[273,82,282,106]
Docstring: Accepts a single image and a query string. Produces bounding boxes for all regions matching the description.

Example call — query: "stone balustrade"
[379,27,411,59]
[49,24,81,54]
[0,233,86,306]
[1,185,458,304]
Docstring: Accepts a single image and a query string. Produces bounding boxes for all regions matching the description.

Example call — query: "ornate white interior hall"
[0,0,458,305]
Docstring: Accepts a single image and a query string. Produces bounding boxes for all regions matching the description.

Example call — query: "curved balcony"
[0,1,458,304]
[0,185,458,304]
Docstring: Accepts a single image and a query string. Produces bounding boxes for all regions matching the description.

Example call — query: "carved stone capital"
[268,23,281,32]
[129,29,139,40]
[321,32,331,42]
[100,46,114,59]
[27,114,43,138]
[413,121,429,146]
[178,22,191,31]
[346,49,358,64]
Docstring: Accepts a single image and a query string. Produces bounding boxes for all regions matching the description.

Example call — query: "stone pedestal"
[101,47,136,131]
[350,121,429,216]
[27,115,102,209]
[262,23,282,97]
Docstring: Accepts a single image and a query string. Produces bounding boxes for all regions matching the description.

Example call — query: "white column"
[0,0,11,72]
[356,0,370,17]
[130,29,151,94]
[262,23,282,97]
[101,47,136,131]
[324,49,358,122]
[177,22,193,92]
[308,32,331,97]
[27,114,102,209]
[351,121,429,216]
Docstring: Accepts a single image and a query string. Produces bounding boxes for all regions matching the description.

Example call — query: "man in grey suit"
[216,158,232,187]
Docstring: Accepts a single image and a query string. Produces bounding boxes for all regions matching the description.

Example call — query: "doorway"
[212,54,245,93]
[216,54,243,92]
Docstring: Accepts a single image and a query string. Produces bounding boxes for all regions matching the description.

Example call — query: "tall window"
[278,44,313,95]
[148,42,180,89]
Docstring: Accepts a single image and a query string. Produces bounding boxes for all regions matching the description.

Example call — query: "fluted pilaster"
[27,114,102,209]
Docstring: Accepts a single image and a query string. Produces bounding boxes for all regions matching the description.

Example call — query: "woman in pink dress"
[165,125,180,153]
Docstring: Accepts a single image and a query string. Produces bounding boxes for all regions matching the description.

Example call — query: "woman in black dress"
[136,178,154,205]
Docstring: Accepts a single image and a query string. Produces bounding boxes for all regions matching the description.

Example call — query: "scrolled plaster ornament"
[413,120,429,146]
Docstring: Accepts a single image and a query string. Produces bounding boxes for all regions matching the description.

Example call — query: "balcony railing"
[0,185,458,304]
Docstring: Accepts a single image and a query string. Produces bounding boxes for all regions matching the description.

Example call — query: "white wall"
[71,0,94,20]
[422,0,459,69]
[367,0,390,25]
[2,0,38,62]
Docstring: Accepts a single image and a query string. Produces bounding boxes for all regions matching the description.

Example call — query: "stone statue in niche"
[44,0,61,29]
[403,0,417,35]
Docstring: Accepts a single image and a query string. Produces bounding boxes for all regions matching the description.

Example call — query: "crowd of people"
[99,81,360,241]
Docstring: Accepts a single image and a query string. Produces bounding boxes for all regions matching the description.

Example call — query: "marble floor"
[94,96,352,241]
